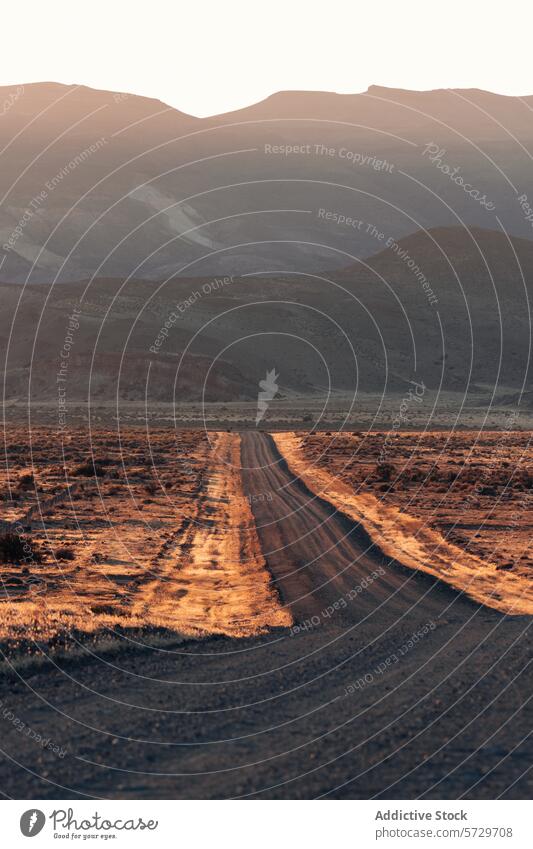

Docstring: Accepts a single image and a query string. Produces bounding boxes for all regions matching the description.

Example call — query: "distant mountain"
[1,83,533,284]
[1,226,530,407]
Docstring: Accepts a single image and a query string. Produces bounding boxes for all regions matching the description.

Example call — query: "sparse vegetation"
[0,426,210,642]
[17,472,35,490]
[300,430,533,579]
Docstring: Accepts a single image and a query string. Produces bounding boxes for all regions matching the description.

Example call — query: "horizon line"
[2,80,533,120]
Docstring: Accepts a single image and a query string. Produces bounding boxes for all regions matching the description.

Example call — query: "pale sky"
[3,0,532,116]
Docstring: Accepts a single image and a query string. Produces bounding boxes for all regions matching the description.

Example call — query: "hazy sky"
[3,0,532,116]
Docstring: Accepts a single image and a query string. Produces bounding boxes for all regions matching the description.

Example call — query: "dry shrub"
[73,461,107,478]
[0,532,42,564]
[18,473,35,490]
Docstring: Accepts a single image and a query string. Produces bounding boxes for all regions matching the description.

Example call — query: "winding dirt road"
[240,431,479,625]
[0,432,531,800]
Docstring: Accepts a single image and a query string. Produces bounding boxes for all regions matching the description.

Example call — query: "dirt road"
[0,432,531,799]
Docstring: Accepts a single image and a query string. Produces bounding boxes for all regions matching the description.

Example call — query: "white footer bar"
[3,799,530,848]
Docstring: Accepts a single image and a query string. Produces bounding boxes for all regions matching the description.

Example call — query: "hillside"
[1,226,530,409]
[1,83,533,284]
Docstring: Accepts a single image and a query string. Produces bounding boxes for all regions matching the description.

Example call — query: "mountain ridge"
[3,81,533,121]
